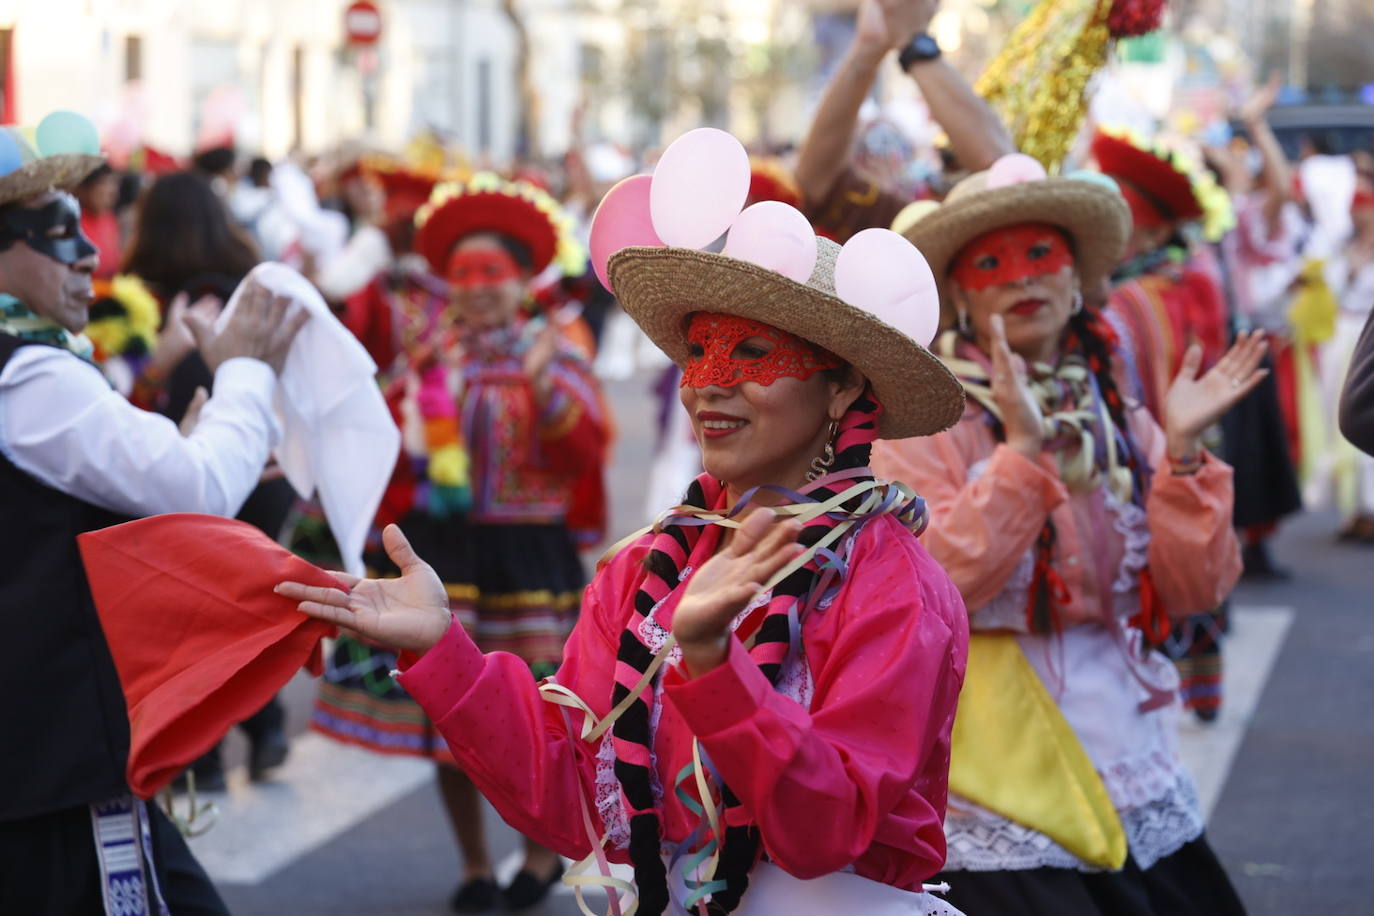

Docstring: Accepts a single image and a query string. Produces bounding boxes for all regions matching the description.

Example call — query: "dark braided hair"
[620,386,883,914]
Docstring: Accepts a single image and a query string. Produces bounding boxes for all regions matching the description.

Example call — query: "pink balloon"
[588,174,663,291]
[834,229,940,347]
[722,201,818,282]
[985,152,1048,190]
[649,128,751,248]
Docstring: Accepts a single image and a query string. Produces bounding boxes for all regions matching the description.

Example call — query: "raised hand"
[522,319,561,397]
[988,313,1045,460]
[1164,330,1269,459]
[1240,71,1283,126]
[275,525,452,655]
[856,0,939,56]
[672,509,805,677]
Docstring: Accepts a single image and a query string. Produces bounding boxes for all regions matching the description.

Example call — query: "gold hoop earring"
[806,421,840,482]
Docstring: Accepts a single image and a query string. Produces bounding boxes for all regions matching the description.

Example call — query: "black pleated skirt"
[937,835,1247,916]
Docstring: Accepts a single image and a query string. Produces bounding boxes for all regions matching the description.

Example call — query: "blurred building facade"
[0,0,593,162]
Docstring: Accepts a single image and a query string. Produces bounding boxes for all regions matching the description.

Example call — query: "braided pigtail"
[1067,307,1150,501]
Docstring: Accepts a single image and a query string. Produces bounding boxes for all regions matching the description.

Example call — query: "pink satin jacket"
[399,511,969,889]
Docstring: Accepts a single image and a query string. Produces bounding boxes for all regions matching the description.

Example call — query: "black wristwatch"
[898,33,942,71]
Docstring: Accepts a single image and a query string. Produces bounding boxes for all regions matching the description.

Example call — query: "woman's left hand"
[1163,330,1269,458]
[275,525,452,655]
[672,509,805,677]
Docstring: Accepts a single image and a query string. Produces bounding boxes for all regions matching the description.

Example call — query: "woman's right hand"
[672,509,805,677]
[988,313,1045,460]
[275,525,452,655]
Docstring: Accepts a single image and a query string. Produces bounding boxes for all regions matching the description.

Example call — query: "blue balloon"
[1065,169,1120,195]
[35,110,100,157]
[0,130,23,177]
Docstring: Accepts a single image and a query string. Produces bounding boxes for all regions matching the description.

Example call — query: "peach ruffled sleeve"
[1132,407,1242,614]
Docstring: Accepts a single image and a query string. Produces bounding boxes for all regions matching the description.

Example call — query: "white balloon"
[649,128,751,249]
[722,201,818,282]
[834,229,940,347]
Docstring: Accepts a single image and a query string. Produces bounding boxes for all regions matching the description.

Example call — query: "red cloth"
[82,211,122,281]
[77,514,337,798]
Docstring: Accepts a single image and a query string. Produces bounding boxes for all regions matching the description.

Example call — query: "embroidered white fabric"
[944,765,1203,873]
[964,459,1153,633]
[1103,485,1150,593]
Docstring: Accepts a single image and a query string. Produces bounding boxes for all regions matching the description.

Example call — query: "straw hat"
[900,169,1130,327]
[609,238,966,440]
[0,122,103,208]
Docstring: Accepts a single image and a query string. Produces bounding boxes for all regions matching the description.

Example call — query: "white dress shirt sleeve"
[0,347,282,519]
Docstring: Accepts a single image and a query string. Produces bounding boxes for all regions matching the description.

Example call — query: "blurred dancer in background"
[309,174,609,912]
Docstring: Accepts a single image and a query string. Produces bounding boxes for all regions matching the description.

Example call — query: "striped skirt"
[309,514,585,762]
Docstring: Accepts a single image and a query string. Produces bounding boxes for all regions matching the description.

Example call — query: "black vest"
[0,334,132,819]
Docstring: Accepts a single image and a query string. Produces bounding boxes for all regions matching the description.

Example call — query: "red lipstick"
[1007,298,1046,317]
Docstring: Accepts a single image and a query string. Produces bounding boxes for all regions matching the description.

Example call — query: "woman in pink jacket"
[279,208,972,912]
[879,158,1262,915]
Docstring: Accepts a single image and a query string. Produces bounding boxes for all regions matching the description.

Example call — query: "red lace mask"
[680,313,842,389]
[446,249,522,290]
[950,222,1075,291]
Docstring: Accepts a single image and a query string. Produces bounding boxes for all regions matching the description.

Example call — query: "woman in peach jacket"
[875,159,1259,915]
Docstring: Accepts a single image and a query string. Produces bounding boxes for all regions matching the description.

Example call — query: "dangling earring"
[957,309,971,335]
[807,421,839,482]
[1070,291,1084,315]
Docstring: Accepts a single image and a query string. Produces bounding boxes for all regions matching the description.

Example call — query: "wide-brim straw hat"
[900,172,1130,327]
[0,153,104,208]
[609,238,966,440]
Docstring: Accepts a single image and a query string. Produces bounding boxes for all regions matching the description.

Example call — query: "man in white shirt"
[0,148,307,912]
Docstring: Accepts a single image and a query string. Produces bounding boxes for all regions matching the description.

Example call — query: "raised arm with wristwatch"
[794,0,1013,241]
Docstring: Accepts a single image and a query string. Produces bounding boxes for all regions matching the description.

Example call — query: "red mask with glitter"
[680,312,842,389]
[950,223,1075,291]
[446,248,522,290]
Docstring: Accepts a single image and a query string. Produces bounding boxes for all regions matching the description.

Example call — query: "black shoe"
[248,726,290,782]
[1241,542,1291,581]
[502,861,565,910]
[450,876,499,913]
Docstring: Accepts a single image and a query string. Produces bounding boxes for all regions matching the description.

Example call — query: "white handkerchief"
[218,263,400,575]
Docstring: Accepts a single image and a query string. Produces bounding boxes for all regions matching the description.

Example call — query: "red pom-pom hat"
[415,176,564,276]
[1091,130,1203,226]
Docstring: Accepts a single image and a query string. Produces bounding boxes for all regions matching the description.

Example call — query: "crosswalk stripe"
[1176,605,1295,818]
[186,733,432,885]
